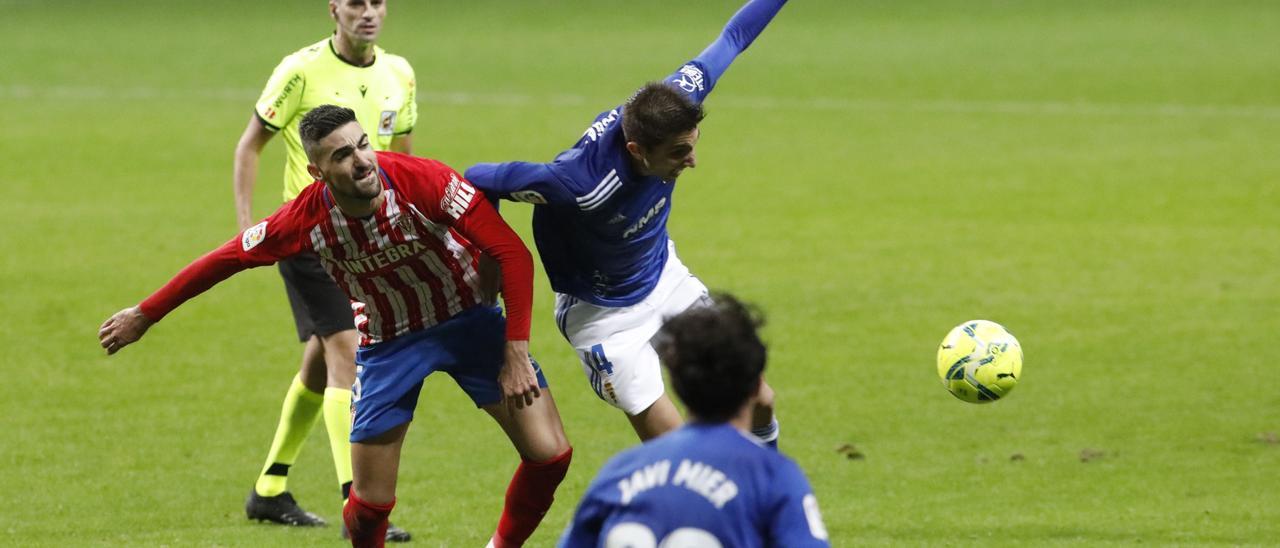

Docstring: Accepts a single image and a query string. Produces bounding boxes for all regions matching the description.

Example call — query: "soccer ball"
[936,320,1022,403]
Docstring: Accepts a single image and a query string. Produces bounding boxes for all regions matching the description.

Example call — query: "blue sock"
[751,418,780,451]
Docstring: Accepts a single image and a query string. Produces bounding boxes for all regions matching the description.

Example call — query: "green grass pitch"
[2,0,1278,545]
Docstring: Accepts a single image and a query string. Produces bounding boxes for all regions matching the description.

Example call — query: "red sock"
[491,447,573,548]
[343,490,395,548]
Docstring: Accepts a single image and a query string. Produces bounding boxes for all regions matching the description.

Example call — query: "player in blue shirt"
[465,0,788,443]
[558,294,829,547]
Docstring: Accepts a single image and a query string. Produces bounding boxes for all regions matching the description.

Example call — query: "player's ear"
[625,141,648,166]
[328,0,338,21]
[307,163,324,183]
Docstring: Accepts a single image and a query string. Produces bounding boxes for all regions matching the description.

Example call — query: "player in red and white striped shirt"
[99,105,572,548]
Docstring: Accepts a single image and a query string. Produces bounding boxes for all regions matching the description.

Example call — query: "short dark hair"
[655,293,766,423]
[299,104,358,160]
[621,82,706,149]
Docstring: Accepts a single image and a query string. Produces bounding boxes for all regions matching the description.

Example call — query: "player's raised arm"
[98,208,302,355]
[668,0,789,103]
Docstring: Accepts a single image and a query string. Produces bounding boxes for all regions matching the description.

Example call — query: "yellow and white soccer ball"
[936,320,1022,403]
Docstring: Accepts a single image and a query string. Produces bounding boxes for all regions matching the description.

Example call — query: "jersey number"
[588,344,614,375]
[605,523,722,548]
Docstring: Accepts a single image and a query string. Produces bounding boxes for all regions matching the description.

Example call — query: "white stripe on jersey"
[405,202,483,305]
[417,249,464,317]
[394,264,436,327]
[577,169,623,211]
[328,207,362,259]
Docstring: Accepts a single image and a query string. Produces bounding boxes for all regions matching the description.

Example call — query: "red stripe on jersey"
[402,202,481,313]
[440,227,479,307]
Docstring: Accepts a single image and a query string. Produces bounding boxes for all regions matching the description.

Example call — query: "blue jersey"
[466,0,787,307]
[559,423,829,548]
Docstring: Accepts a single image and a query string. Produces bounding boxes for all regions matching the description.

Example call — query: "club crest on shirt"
[674,64,705,94]
[379,110,397,136]
[394,213,415,233]
[242,221,268,251]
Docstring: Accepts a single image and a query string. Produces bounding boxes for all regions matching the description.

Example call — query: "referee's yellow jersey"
[255,37,417,201]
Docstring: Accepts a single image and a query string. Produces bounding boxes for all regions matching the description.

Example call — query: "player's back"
[561,423,829,547]
[528,106,676,306]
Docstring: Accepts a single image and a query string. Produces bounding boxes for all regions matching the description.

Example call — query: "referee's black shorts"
[278,253,354,342]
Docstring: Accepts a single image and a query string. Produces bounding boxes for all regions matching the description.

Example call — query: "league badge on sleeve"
[674,64,706,94]
[242,221,268,251]
[511,190,547,204]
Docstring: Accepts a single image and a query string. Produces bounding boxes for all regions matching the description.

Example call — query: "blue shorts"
[350,305,549,443]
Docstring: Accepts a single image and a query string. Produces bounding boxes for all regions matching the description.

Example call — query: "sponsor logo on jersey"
[242,221,268,251]
[511,190,547,204]
[622,197,667,238]
[379,110,397,136]
[674,64,705,94]
[583,109,620,142]
[440,174,477,219]
[337,240,428,274]
[272,74,303,112]
[359,84,368,98]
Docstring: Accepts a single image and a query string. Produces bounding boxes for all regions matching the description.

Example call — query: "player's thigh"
[277,253,356,343]
[570,326,667,417]
[657,270,712,319]
[442,306,550,408]
[350,331,442,443]
[482,388,570,462]
[319,329,359,387]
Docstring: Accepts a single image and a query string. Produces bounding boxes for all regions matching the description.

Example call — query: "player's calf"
[490,447,573,548]
[343,490,394,548]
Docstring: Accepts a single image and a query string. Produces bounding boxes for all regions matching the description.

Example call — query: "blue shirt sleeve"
[663,0,788,104]
[464,161,578,206]
[766,460,831,547]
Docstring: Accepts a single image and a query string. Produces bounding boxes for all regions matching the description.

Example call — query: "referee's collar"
[329,36,376,68]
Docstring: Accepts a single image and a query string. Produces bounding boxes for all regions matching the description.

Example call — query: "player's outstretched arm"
[98,212,299,355]
[464,161,575,206]
[690,0,789,89]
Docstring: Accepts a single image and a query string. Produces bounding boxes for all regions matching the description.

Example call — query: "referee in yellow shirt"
[233,1,412,541]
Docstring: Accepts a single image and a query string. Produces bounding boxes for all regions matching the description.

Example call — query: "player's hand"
[499,340,540,411]
[98,306,155,355]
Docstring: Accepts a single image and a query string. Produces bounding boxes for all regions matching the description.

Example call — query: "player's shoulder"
[274,37,331,72]
[286,182,330,214]
[554,124,628,196]
[377,48,415,75]
[377,152,465,193]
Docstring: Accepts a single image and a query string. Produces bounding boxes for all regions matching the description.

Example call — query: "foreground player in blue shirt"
[466,0,788,443]
[559,294,829,547]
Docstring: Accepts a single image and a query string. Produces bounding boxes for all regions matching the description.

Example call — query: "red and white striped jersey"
[140,152,534,345]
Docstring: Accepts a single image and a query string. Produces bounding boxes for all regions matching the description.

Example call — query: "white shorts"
[553,243,711,415]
